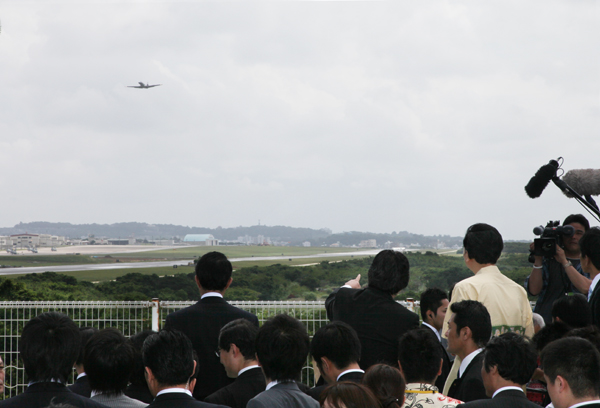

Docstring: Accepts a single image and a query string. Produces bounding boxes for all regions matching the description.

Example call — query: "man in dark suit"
[420,288,452,391]
[164,251,259,400]
[458,332,539,408]
[0,312,109,408]
[68,327,98,398]
[446,300,491,403]
[143,329,229,408]
[308,321,364,402]
[325,250,419,369]
[205,319,265,408]
[247,314,319,408]
[579,228,600,327]
[541,337,600,408]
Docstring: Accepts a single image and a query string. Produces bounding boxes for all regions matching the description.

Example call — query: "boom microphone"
[561,169,600,197]
[525,159,559,198]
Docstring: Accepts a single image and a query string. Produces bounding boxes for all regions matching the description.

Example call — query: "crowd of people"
[1,214,600,408]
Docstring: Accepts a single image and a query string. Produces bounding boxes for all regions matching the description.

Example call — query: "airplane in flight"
[127,82,162,89]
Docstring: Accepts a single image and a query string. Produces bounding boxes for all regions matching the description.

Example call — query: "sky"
[0,1,598,240]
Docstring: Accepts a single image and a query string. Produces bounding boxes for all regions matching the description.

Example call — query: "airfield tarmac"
[8,245,191,256]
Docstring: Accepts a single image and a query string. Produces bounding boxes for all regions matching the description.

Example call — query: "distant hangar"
[183,234,219,246]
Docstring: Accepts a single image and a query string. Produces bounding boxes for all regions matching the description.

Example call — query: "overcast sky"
[0,1,598,240]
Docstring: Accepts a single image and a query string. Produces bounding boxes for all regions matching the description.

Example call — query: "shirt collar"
[76,372,87,380]
[266,380,279,390]
[492,386,523,398]
[336,368,364,381]
[157,388,193,397]
[459,348,483,378]
[238,365,260,377]
[570,401,600,408]
[422,322,442,341]
[201,292,223,299]
[589,274,600,300]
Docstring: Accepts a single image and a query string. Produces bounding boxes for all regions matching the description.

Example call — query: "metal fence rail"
[0,300,419,399]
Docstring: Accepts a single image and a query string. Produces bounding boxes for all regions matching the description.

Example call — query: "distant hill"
[0,221,463,247]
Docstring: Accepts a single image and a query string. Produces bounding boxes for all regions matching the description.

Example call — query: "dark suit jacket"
[68,374,92,398]
[420,324,452,392]
[147,392,230,408]
[204,366,266,408]
[307,371,363,402]
[247,382,320,408]
[326,287,420,369]
[447,352,488,403]
[0,382,109,408]
[458,389,540,408]
[164,296,259,400]
[590,282,600,328]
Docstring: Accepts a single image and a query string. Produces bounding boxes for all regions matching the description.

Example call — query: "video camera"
[528,221,574,263]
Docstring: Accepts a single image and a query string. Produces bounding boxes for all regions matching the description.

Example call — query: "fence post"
[151,298,160,331]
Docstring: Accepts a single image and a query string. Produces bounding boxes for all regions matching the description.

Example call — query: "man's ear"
[230,343,240,358]
[461,326,473,341]
[194,275,202,291]
[555,375,567,393]
[398,361,405,377]
[437,359,443,377]
[224,277,233,291]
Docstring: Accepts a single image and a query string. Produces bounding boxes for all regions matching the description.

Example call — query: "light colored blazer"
[91,392,149,408]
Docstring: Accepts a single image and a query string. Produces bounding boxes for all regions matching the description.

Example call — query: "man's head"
[463,223,503,266]
[481,332,537,396]
[74,327,98,373]
[218,318,259,378]
[310,321,361,384]
[446,300,491,359]
[562,214,589,255]
[128,330,154,388]
[84,328,135,396]
[551,294,591,329]
[579,227,600,274]
[398,328,442,384]
[195,251,233,292]
[420,288,449,331]
[255,314,309,382]
[19,312,80,383]
[367,250,410,295]
[142,329,195,395]
[541,337,600,408]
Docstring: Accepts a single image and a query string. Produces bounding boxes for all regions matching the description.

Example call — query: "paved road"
[0,249,385,276]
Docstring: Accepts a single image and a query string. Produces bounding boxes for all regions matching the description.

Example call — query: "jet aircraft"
[127,82,161,89]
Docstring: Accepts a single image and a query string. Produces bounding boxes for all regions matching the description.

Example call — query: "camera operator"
[525,214,591,325]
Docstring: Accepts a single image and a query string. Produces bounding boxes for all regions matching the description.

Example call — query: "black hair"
[563,214,590,231]
[419,288,448,322]
[463,223,503,265]
[84,328,135,395]
[128,330,155,387]
[541,337,600,399]
[321,381,383,408]
[19,312,80,383]
[482,332,537,386]
[362,364,405,408]
[142,329,195,386]
[218,318,259,360]
[367,250,410,295]
[195,251,232,291]
[580,227,600,271]
[254,314,309,382]
[532,321,572,353]
[551,294,591,329]
[450,300,492,348]
[74,327,98,366]
[310,321,361,372]
[397,328,442,384]
[567,326,600,352]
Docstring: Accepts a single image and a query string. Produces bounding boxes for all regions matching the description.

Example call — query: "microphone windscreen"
[525,161,558,198]
[561,169,600,197]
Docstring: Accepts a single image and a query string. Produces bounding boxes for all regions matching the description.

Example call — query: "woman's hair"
[321,381,383,408]
[362,364,405,408]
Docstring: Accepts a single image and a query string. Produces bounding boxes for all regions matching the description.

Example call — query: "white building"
[183,234,219,246]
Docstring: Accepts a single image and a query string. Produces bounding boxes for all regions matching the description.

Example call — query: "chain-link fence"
[0,300,419,399]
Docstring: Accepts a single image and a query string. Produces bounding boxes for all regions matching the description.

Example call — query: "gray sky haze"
[1,1,598,240]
